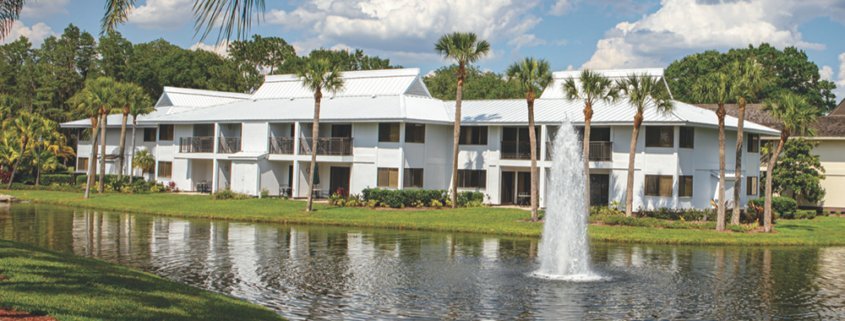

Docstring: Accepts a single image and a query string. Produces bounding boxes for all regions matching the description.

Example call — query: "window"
[403,168,424,188]
[143,128,157,142]
[679,176,693,197]
[747,176,758,195]
[459,126,488,145]
[645,126,674,148]
[457,169,486,188]
[159,125,174,141]
[77,157,88,172]
[378,123,400,142]
[157,161,172,178]
[747,134,760,153]
[645,175,673,197]
[377,168,399,188]
[405,123,425,143]
[679,127,694,148]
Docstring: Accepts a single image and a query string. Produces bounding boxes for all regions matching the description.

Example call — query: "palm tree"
[563,70,620,211]
[434,32,491,208]
[3,111,46,189]
[617,74,674,217]
[693,72,732,230]
[506,58,553,221]
[68,77,118,198]
[128,90,154,183]
[730,59,765,223]
[115,83,150,179]
[31,122,73,186]
[761,92,818,232]
[132,149,155,181]
[0,133,20,185]
[3,0,265,41]
[297,58,344,212]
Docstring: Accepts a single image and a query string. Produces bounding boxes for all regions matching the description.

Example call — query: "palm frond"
[0,0,25,40]
[194,0,266,42]
[101,0,135,34]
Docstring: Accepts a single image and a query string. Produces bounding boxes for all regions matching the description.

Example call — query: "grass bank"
[0,240,284,321]
[5,190,845,246]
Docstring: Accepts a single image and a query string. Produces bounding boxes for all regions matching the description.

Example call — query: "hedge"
[748,196,798,218]
[360,188,484,208]
[40,174,77,186]
[75,174,144,186]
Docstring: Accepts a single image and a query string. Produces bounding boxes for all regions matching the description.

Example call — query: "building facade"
[63,68,778,211]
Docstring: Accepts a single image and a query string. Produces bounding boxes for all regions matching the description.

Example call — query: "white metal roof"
[251,68,429,100]
[155,86,251,108]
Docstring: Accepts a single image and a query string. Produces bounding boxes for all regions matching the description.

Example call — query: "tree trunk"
[130,118,137,184]
[583,102,593,212]
[450,64,465,209]
[117,109,129,179]
[733,98,746,222]
[527,94,539,221]
[35,165,41,187]
[625,113,643,217]
[306,90,322,212]
[763,133,787,233]
[85,117,100,199]
[716,105,727,231]
[98,112,107,193]
[6,137,27,189]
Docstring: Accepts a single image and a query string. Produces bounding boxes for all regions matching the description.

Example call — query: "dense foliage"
[424,65,522,100]
[772,139,826,203]
[749,196,798,218]
[353,188,485,208]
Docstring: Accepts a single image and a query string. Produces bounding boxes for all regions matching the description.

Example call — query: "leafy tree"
[424,65,522,100]
[617,74,674,217]
[762,92,819,232]
[506,58,553,221]
[98,30,133,81]
[229,35,295,89]
[434,32,490,208]
[277,49,396,74]
[772,139,825,204]
[693,71,732,229]
[297,58,345,212]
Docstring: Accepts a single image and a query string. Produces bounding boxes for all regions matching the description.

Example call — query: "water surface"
[2,203,844,320]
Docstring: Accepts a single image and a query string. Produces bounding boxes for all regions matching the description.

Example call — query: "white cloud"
[21,0,70,18]
[190,41,230,57]
[820,65,833,81]
[582,0,845,69]
[1,21,54,46]
[550,0,572,16]
[266,0,543,65]
[835,53,845,103]
[128,0,193,29]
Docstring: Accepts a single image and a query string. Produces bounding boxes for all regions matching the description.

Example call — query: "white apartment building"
[62,68,778,210]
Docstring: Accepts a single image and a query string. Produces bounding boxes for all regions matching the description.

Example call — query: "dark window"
[679,176,693,197]
[403,168,424,188]
[77,157,89,172]
[157,161,172,178]
[645,175,673,197]
[679,127,694,148]
[459,126,488,145]
[645,126,674,148]
[747,176,758,195]
[377,168,399,188]
[591,127,611,141]
[747,134,760,153]
[378,123,400,142]
[405,123,425,143]
[159,125,174,141]
[143,128,157,142]
[457,169,486,188]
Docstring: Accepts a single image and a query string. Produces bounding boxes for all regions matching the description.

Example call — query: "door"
[517,172,531,205]
[501,171,515,204]
[329,166,351,196]
[590,174,610,206]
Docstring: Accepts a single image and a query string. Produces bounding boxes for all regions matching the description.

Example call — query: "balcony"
[269,137,295,154]
[501,140,540,160]
[299,137,353,156]
[218,137,241,154]
[179,136,213,153]
[546,141,612,161]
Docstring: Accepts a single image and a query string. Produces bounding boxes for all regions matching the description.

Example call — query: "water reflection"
[1,204,843,320]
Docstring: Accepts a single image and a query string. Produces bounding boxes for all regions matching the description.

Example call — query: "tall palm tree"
[506,58,553,221]
[128,90,154,183]
[761,92,818,232]
[434,32,491,208]
[617,74,674,217]
[3,111,45,189]
[2,0,265,41]
[68,77,118,198]
[693,72,732,230]
[563,70,620,211]
[730,58,765,223]
[297,58,344,212]
[115,83,150,179]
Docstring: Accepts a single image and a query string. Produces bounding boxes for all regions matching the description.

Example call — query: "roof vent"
[372,94,377,98]
[290,98,295,101]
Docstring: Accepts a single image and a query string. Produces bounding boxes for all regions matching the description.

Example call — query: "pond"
[1,203,844,320]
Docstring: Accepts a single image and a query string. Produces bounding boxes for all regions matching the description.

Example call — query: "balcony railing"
[179,136,213,153]
[501,140,540,160]
[299,137,353,156]
[218,137,241,154]
[546,141,612,161]
[269,137,295,154]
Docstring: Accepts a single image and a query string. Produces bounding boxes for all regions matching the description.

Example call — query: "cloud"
[582,0,845,69]
[21,0,69,18]
[190,41,230,57]
[265,0,544,65]
[0,21,54,46]
[128,0,193,29]
[550,0,572,16]
[836,53,845,103]
[820,65,833,81]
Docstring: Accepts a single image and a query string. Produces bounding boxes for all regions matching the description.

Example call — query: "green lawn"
[0,240,284,321]
[4,190,845,246]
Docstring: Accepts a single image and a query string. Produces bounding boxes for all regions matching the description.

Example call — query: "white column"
[397,123,406,190]
[672,126,680,208]
[292,122,301,197]
[211,159,219,192]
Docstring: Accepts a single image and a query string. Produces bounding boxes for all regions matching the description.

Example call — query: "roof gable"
[157,87,251,108]
[251,68,429,100]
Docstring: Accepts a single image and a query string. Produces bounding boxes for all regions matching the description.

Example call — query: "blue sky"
[7,0,845,101]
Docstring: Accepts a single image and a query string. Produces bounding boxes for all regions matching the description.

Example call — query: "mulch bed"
[0,309,57,321]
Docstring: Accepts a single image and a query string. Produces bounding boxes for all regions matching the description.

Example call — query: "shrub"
[40,174,75,186]
[748,196,797,218]
[260,188,270,198]
[456,191,485,207]
[74,174,144,187]
[211,189,250,200]
[794,209,817,220]
[9,183,79,192]
[361,188,450,208]
[638,208,714,221]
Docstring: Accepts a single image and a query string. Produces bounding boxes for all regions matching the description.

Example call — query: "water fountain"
[533,121,603,281]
